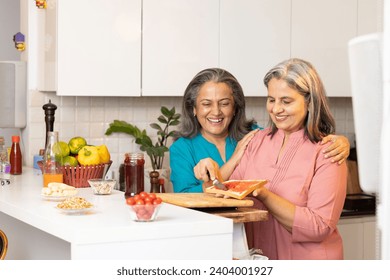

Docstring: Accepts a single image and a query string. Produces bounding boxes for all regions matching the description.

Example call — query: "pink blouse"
[230,128,347,260]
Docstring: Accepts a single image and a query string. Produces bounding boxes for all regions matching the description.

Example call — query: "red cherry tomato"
[148,193,157,200]
[139,192,148,199]
[133,194,140,201]
[126,197,136,206]
[153,197,162,205]
[135,199,145,205]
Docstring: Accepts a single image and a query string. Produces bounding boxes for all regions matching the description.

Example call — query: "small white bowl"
[88,179,116,195]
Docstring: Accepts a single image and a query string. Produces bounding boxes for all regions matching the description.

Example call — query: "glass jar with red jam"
[124,152,145,198]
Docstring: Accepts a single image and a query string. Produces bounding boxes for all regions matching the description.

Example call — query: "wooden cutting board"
[204,207,268,223]
[156,193,254,208]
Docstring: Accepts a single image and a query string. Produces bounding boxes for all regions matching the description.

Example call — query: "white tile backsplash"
[23,90,356,180]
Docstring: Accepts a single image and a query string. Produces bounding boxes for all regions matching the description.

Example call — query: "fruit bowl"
[128,204,162,222]
[88,179,116,195]
[125,192,163,222]
[38,161,112,188]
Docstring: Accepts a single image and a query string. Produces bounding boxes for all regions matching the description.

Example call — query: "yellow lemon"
[97,144,111,164]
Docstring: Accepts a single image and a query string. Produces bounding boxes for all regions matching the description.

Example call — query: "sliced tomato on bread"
[205,179,267,200]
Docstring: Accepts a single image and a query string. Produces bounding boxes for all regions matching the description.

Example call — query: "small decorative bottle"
[42,131,64,187]
[149,170,160,193]
[0,136,11,179]
[124,152,145,198]
[10,135,22,175]
[159,178,166,193]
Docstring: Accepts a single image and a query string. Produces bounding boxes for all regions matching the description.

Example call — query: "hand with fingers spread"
[229,129,259,166]
[321,135,350,164]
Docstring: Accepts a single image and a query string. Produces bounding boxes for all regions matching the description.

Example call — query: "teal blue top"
[169,134,237,193]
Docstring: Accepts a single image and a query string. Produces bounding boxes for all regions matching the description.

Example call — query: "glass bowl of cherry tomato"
[125,191,163,222]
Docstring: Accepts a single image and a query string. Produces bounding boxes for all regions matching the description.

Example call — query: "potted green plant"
[105,106,181,192]
[105,106,181,170]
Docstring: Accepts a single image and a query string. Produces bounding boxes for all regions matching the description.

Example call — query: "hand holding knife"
[207,171,228,190]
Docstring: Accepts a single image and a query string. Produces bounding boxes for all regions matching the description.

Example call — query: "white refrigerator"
[348,0,390,259]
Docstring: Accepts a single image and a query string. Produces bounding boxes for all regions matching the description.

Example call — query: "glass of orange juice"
[43,173,63,187]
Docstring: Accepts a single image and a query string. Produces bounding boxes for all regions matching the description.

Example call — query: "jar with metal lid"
[124,152,145,198]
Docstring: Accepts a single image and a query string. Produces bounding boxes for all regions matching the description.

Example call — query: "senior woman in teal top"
[170,68,350,193]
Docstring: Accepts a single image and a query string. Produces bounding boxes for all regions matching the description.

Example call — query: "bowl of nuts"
[88,179,116,195]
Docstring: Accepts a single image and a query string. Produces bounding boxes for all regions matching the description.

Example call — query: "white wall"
[0,0,20,61]
[0,0,22,150]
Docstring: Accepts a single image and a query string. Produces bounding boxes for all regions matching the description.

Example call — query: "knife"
[206,171,227,190]
[212,178,228,191]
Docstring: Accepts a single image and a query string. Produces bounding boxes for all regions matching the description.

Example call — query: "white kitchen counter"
[0,168,233,260]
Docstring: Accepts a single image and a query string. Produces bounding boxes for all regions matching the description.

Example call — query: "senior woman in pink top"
[195,58,347,259]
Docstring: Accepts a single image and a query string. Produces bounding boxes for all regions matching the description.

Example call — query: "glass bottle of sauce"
[124,152,145,198]
[10,135,22,175]
[42,131,64,187]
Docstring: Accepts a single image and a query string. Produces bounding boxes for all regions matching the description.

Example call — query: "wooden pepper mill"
[150,170,160,193]
[42,99,57,149]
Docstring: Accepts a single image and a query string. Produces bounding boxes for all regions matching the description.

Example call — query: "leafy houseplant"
[105,106,181,171]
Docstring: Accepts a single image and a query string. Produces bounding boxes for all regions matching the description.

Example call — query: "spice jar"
[124,152,145,198]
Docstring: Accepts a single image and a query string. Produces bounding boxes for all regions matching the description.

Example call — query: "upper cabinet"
[37,0,382,97]
[142,0,219,96]
[220,0,291,97]
[291,0,357,97]
[290,0,382,97]
[39,0,141,96]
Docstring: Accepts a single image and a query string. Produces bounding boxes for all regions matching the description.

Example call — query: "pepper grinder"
[42,100,57,148]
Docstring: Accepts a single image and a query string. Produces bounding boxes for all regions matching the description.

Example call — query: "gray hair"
[179,68,256,140]
[263,58,335,142]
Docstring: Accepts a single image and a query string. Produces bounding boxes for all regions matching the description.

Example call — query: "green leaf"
[169,120,180,126]
[150,123,162,131]
[161,106,171,117]
[158,116,168,124]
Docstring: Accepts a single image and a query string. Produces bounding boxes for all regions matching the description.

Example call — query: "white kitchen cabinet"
[142,0,219,96]
[291,0,357,97]
[39,0,141,96]
[220,0,291,97]
[338,216,377,259]
[37,0,382,97]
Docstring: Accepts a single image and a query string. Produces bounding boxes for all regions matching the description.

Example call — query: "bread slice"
[205,179,267,200]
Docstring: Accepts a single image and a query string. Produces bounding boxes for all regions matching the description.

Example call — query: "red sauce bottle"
[10,135,22,175]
